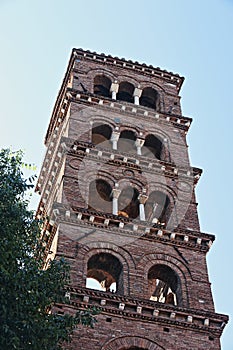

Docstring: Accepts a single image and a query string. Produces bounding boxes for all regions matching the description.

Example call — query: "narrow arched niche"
[86,253,124,294]
[118,186,139,219]
[139,87,158,110]
[118,130,137,154]
[91,123,112,148]
[88,179,112,214]
[94,75,112,98]
[145,191,170,226]
[117,82,134,103]
[141,134,163,159]
[148,264,182,306]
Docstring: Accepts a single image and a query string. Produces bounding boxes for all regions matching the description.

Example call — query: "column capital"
[135,138,145,148]
[111,188,121,199]
[133,87,142,97]
[138,194,148,204]
[111,130,120,142]
[110,82,119,93]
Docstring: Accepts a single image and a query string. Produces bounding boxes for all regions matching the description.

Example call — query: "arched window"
[139,87,158,110]
[91,123,112,148]
[88,179,112,214]
[94,75,111,98]
[141,134,162,159]
[86,253,123,294]
[118,186,139,219]
[148,264,181,306]
[118,130,136,154]
[117,82,134,103]
[145,191,170,225]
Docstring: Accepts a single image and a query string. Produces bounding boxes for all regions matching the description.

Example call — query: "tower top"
[72,48,184,89]
[45,48,186,145]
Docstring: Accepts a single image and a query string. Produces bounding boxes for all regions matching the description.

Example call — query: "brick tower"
[36,48,228,350]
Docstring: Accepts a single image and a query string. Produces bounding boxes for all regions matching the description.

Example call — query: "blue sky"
[0,0,232,348]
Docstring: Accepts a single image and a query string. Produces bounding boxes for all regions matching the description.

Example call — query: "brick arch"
[101,335,165,350]
[119,125,140,136]
[117,177,145,195]
[139,81,166,94]
[137,253,190,307]
[147,182,177,203]
[90,117,115,129]
[143,124,174,146]
[117,74,140,87]
[86,168,116,186]
[77,241,137,295]
[139,81,166,113]
[142,124,176,163]
[86,68,117,94]
[76,168,116,209]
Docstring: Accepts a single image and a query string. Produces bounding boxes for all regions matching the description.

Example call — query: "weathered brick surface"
[63,313,221,350]
[37,49,228,349]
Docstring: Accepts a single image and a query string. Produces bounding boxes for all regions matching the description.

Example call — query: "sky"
[0,0,232,348]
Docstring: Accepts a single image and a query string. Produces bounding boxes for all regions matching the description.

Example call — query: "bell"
[118,211,129,218]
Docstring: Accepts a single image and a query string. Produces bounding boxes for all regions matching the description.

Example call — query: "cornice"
[49,204,215,253]
[73,48,184,89]
[58,286,228,337]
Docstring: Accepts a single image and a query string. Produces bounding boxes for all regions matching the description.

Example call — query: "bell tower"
[36,48,228,350]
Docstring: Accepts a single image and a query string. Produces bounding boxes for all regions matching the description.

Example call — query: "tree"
[0,149,97,350]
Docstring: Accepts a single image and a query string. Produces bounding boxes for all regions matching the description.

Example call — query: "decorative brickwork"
[37,48,228,349]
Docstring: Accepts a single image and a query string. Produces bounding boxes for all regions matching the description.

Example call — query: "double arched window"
[93,75,160,110]
[91,123,165,160]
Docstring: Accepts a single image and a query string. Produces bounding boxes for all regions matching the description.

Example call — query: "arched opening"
[139,87,158,109]
[94,75,111,98]
[148,264,181,306]
[88,179,112,214]
[117,82,134,103]
[145,191,170,226]
[91,123,112,148]
[141,134,162,159]
[118,186,139,219]
[118,130,137,154]
[86,253,123,294]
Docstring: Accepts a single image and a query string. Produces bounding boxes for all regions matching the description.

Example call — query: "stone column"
[138,193,148,221]
[111,186,121,215]
[133,87,142,105]
[135,137,145,155]
[110,82,119,100]
[110,128,120,150]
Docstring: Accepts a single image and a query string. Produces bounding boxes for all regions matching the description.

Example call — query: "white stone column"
[111,187,121,215]
[110,128,120,150]
[110,82,119,100]
[138,193,148,221]
[135,138,145,155]
[133,87,142,105]
[151,203,159,223]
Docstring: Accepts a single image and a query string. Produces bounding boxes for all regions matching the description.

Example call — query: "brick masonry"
[36,48,228,349]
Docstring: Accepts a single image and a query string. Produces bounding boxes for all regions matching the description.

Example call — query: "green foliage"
[0,149,97,350]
